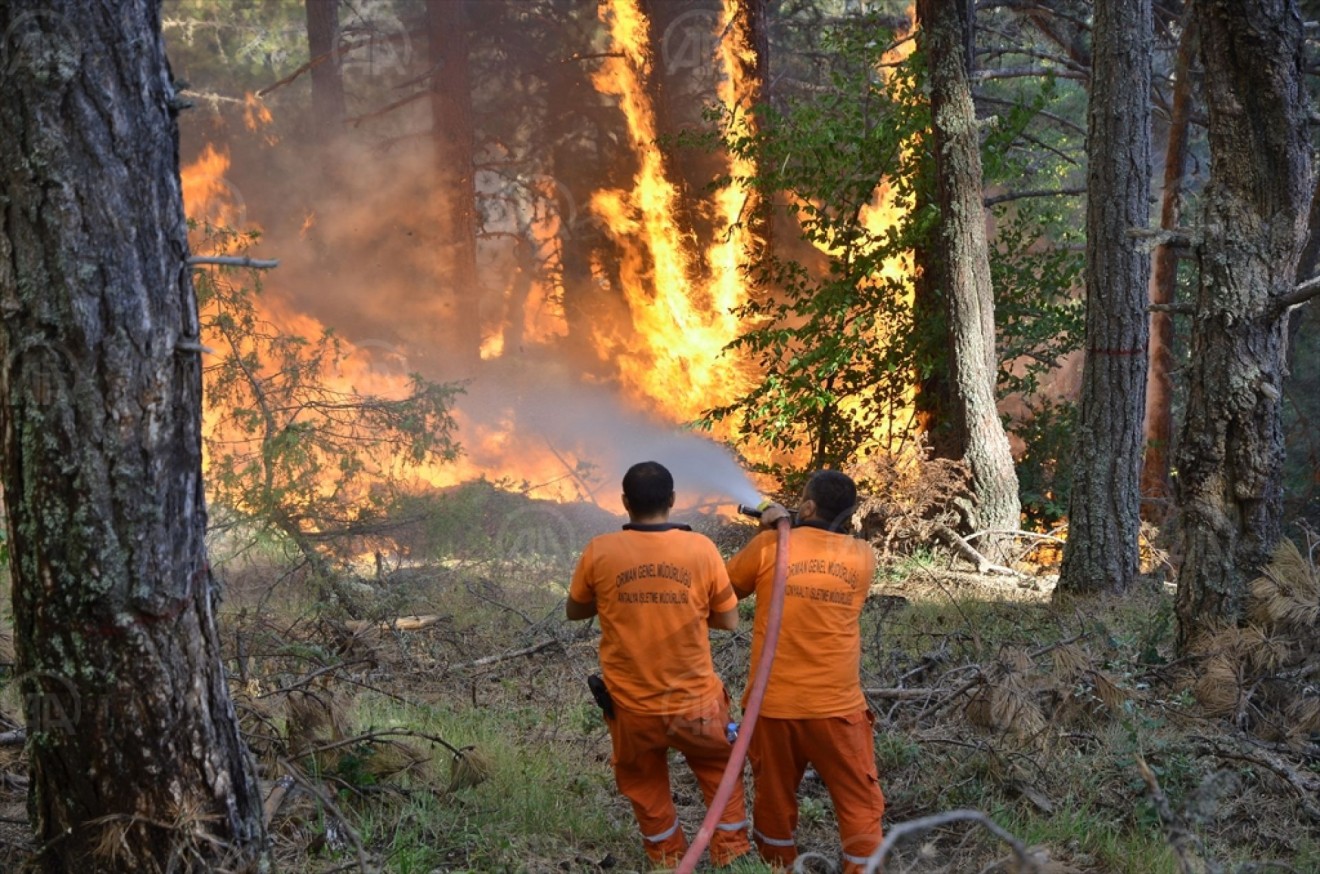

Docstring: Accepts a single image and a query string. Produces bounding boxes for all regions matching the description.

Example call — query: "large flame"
[589,0,753,427]
[180,1,920,514]
[709,0,761,356]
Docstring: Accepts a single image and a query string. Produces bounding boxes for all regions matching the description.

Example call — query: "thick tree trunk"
[1141,9,1196,522]
[304,0,345,136]
[917,0,1021,551]
[0,2,266,871]
[1057,0,1152,595]
[428,0,482,371]
[1175,0,1309,650]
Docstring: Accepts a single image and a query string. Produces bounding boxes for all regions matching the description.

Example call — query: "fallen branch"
[863,808,1036,873]
[933,523,1018,576]
[448,638,558,672]
[0,729,25,746]
[256,658,372,700]
[343,614,446,634]
[1198,736,1320,822]
[187,255,280,269]
[276,757,371,873]
[304,726,466,760]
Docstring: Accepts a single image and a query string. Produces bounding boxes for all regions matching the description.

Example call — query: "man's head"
[800,470,857,531]
[621,461,675,520]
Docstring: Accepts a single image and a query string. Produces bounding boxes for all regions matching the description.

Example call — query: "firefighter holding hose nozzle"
[726,470,886,874]
[566,461,752,869]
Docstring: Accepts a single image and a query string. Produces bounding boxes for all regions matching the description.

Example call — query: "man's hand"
[758,502,791,529]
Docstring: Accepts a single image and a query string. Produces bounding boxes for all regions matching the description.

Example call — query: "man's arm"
[565,594,597,621]
[708,605,739,631]
[727,529,775,600]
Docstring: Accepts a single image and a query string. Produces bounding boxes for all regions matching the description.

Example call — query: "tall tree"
[917,0,1021,549]
[0,1,266,870]
[428,0,481,370]
[304,0,345,136]
[1056,0,1152,594]
[1141,8,1197,521]
[1175,0,1311,649]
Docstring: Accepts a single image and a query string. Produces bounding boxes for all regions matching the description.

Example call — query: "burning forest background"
[167,0,1058,520]
[171,0,827,512]
[162,0,1320,561]
[8,2,1320,872]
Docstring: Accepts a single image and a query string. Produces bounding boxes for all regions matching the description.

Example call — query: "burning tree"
[196,229,462,608]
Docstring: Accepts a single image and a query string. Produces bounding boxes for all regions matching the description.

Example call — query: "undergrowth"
[1,496,1318,872]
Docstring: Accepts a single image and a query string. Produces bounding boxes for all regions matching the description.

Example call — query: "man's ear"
[621,494,631,513]
[666,492,676,509]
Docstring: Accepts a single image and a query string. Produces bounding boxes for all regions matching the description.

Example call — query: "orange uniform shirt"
[570,526,737,715]
[726,524,875,719]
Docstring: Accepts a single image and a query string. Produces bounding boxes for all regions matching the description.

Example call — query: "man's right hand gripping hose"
[675,514,791,874]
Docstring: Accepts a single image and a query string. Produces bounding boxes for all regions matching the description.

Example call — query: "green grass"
[2,518,1316,873]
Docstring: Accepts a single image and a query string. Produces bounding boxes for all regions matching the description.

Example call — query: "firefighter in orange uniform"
[726,470,885,874]
[567,461,751,869]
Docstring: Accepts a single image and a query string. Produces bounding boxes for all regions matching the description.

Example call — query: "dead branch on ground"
[863,808,1037,873]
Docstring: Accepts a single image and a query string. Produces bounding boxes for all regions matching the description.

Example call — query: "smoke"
[460,360,763,510]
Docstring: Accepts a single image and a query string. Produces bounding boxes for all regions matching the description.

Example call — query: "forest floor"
[1,483,1319,873]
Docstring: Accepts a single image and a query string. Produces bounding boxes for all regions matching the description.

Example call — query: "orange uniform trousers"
[606,696,752,869]
[746,710,885,874]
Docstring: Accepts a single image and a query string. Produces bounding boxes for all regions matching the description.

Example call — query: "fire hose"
[674,515,791,874]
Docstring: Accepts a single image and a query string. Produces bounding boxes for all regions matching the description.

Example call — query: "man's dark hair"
[622,461,674,516]
[805,470,857,530]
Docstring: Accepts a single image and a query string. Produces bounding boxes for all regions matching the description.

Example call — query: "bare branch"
[973,66,1088,83]
[984,186,1085,207]
[188,255,280,269]
[1276,273,1320,311]
[448,638,559,672]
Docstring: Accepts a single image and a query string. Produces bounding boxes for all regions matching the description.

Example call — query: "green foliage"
[1014,396,1077,527]
[195,225,463,553]
[698,16,933,478]
[700,15,1085,488]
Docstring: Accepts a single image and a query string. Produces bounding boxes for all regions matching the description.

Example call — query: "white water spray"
[461,364,763,510]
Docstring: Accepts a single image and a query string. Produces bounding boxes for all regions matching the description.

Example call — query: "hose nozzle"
[737,499,773,518]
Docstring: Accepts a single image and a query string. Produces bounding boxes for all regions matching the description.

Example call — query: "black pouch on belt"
[587,673,615,720]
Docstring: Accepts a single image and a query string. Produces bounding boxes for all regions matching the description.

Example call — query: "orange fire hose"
[675,516,791,874]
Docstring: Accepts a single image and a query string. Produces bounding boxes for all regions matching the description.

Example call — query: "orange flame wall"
[589,0,755,430]
[182,1,918,506]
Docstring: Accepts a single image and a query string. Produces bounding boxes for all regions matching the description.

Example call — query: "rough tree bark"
[1056,0,1152,595]
[916,0,1021,550]
[428,0,481,371]
[1140,8,1196,522]
[1175,0,1310,650]
[0,1,266,871]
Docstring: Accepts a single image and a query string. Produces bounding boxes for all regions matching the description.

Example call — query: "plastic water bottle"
[726,721,739,744]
